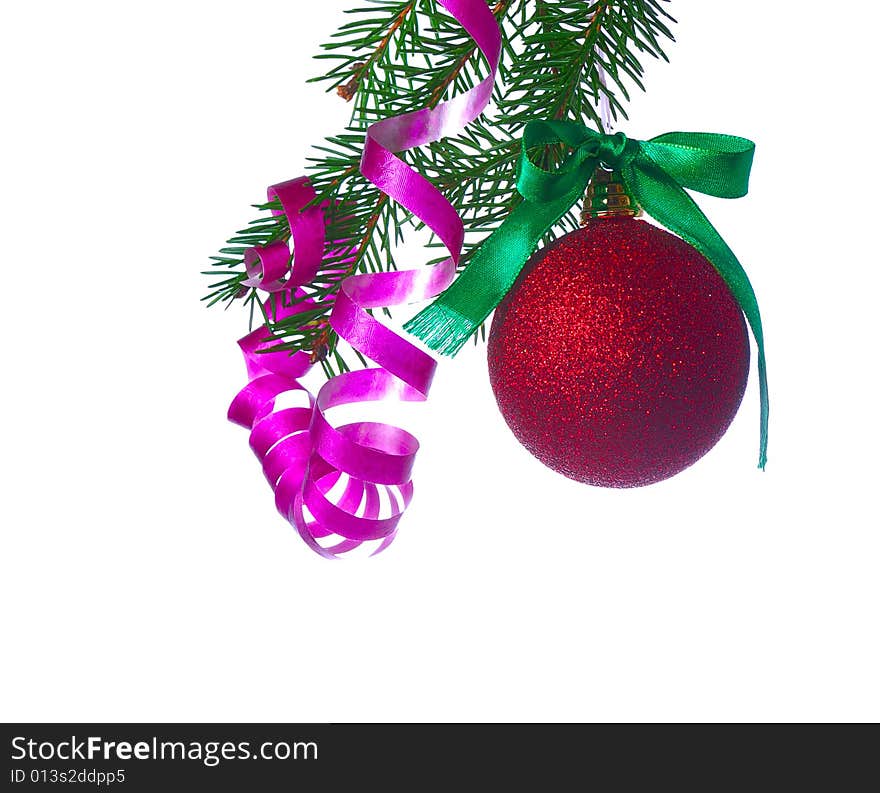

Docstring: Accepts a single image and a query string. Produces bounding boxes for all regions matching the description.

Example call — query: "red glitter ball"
[487,217,750,487]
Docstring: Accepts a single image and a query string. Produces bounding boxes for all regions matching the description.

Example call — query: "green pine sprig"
[501,0,675,128]
[203,0,675,377]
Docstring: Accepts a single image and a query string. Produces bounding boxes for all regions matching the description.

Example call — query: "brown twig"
[427,0,511,108]
[337,63,366,101]
[338,3,415,102]
[553,1,610,120]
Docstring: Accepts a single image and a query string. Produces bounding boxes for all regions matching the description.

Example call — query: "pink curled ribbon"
[228,0,501,558]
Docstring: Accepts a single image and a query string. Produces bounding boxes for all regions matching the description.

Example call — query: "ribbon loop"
[641,132,754,198]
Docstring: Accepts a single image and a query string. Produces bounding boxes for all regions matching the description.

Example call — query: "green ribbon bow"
[404,121,768,468]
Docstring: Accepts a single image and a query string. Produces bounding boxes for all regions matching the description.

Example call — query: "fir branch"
[204,0,676,374]
[499,1,675,129]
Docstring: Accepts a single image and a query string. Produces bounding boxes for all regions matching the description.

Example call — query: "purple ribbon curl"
[227,0,501,557]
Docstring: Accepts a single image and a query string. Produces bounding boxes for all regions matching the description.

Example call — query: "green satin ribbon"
[404,121,768,468]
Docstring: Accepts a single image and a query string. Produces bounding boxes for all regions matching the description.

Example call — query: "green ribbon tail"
[404,187,586,356]
[623,148,768,468]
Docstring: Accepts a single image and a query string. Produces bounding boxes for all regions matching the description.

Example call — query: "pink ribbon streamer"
[228,0,501,557]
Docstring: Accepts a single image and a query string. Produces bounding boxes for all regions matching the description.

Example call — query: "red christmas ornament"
[487,215,750,487]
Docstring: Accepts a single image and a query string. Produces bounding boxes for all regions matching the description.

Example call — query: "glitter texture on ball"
[487,217,750,487]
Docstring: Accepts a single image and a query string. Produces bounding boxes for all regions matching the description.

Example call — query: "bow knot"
[592,130,635,171]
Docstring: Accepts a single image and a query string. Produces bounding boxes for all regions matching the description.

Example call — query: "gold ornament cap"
[581,167,641,223]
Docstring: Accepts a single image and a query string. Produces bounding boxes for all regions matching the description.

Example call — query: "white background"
[2,0,878,722]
